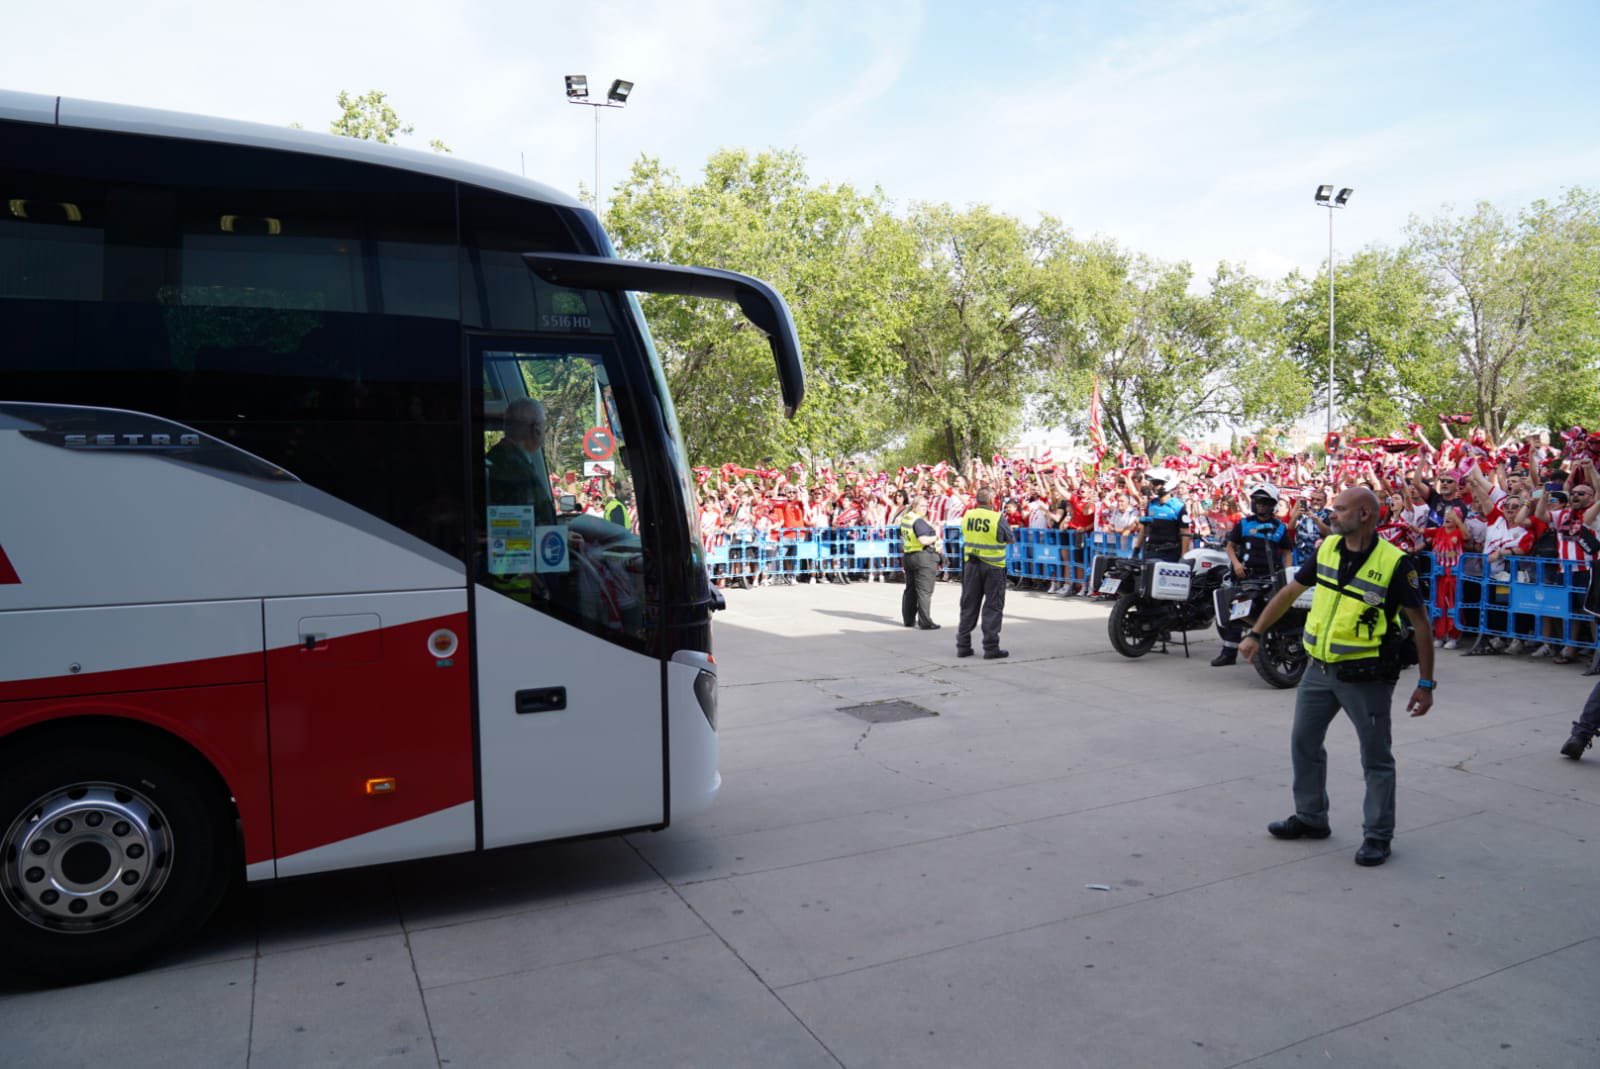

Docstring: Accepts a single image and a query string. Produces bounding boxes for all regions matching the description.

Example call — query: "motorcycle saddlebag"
[1139,559,1193,601]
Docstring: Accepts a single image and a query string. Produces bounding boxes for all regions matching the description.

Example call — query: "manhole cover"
[837,700,938,723]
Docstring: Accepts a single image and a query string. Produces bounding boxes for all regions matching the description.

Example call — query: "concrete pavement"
[3,578,1597,1067]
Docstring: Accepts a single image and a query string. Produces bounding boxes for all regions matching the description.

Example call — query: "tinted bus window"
[459,187,614,334]
[0,124,467,562]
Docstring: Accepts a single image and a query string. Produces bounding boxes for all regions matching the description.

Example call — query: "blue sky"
[4,0,1597,282]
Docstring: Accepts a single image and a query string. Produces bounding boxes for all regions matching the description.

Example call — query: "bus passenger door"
[472,344,665,848]
[263,589,475,876]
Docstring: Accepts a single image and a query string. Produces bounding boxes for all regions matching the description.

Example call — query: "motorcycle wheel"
[1108,595,1159,658]
[1253,630,1307,689]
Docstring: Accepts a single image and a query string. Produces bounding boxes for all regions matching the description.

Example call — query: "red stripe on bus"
[0,544,18,584]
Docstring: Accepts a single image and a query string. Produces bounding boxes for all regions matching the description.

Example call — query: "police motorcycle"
[1211,484,1311,689]
[1215,570,1312,688]
[1095,469,1230,657]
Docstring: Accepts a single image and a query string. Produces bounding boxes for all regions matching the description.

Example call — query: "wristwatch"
[1416,678,1437,691]
[1246,630,1265,641]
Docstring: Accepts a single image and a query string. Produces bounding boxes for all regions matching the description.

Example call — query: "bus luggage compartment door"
[262,589,473,877]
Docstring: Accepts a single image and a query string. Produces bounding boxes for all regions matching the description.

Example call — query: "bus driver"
[486,398,557,524]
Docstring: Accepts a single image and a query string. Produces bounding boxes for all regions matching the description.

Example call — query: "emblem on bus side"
[428,629,459,665]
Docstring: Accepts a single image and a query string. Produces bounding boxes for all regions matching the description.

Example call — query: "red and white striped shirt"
[1550,508,1596,565]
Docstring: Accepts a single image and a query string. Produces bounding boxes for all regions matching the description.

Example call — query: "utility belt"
[1312,656,1398,684]
[1312,626,1416,683]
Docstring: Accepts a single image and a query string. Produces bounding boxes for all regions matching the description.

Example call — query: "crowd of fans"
[689,419,1600,661]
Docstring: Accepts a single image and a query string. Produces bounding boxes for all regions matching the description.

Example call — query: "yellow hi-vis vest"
[1303,535,1404,663]
[962,508,1006,567]
[605,497,631,528]
[901,510,928,554]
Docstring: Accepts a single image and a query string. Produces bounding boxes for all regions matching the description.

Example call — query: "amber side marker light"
[365,777,397,796]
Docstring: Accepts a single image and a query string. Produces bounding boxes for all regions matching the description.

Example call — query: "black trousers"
[902,550,937,626]
[957,559,1007,652]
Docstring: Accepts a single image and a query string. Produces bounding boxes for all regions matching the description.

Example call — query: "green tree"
[605,149,914,463]
[1406,190,1599,441]
[1280,247,1456,436]
[896,204,1078,463]
[327,90,450,153]
[1044,245,1304,456]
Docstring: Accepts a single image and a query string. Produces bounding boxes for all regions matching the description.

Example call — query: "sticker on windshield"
[535,526,570,574]
[487,506,535,575]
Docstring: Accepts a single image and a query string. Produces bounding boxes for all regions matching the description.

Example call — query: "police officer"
[1241,486,1436,867]
[1212,483,1296,667]
[1134,467,1190,562]
[956,487,1012,659]
[900,493,941,630]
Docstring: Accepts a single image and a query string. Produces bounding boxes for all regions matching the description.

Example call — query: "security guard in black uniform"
[956,487,1012,660]
[900,493,941,629]
[1134,467,1190,562]
[1212,483,1295,666]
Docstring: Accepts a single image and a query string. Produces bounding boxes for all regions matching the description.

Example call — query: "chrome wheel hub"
[3,783,173,932]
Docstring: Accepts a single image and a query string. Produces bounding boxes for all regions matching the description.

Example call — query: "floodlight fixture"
[564,77,637,219]
[1335,187,1354,206]
[1314,184,1333,203]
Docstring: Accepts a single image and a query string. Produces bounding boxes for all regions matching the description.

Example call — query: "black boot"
[1561,725,1593,760]
[1210,647,1238,667]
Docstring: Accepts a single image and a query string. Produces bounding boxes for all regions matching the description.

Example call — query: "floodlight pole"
[1314,186,1351,437]
[1324,204,1337,438]
[566,79,633,221]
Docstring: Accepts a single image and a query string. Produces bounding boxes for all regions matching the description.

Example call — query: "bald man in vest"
[956,486,1013,660]
[1241,486,1436,867]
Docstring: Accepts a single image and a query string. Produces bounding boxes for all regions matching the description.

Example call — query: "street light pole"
[1313,186,1353,437]
[564,76,634,220]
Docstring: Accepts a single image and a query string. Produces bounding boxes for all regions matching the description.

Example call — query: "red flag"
[1088,378,1107,458]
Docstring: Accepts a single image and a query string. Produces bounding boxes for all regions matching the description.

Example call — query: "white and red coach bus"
[0,90,803,979]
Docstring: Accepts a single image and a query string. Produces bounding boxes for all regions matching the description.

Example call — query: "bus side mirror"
[523,253,805,418]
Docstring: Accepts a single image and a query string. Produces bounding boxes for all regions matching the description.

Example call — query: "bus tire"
[0,735,234,983]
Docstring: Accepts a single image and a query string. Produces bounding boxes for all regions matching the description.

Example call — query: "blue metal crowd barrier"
[1007,528,1067,584]
[1447,553,1598,652]
[1081,532,1137,588]
[829,525,901,577]
[704,529,770,585]
[705,527,908,583]
[939,525,965,578]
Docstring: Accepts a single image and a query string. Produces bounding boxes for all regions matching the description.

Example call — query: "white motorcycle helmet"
[1145,467,1182,492]
[1248,483,1281,515]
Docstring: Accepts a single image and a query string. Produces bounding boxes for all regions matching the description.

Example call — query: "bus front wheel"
[0,735,234,983]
